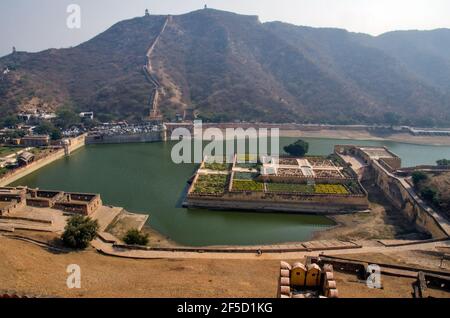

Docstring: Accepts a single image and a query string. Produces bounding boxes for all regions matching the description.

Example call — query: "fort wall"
[85,132,164,145]
[185,191,368,214]
[367,158,447,238]
[53,193,102,215]
[0,134,86,187]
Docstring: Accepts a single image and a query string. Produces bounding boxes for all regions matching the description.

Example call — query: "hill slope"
[1,9,449,125]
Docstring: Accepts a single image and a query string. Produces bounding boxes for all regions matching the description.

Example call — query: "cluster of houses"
[88,122,163,137]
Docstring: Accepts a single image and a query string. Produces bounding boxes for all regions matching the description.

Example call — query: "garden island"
[184,152,369,214]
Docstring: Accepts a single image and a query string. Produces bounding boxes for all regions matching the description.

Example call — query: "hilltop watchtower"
[145,9,150,16]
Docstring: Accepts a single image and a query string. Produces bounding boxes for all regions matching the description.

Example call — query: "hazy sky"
[1,0,450,57]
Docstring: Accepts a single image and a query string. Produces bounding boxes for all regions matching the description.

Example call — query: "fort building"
[0,187,26,216]
[26,189,65,208]
[0,187,102,216]
[20,135,50,147]
[335,145,450,238]
[54,193,102,215]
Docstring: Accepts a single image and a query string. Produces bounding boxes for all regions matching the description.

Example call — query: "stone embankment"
[92,238,450,260]
[0,134,86,187]
[85,132,164,145]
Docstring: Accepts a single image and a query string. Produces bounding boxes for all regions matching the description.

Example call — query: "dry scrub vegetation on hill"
[422,172,450,217]
[1,9,450,125]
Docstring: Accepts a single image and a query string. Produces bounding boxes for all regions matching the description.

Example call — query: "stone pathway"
[91,238,450,260]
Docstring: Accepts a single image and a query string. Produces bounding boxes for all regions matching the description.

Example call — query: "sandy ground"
[0,235,278,298]
[279,129,450,146]
[314,182,428,241]
[2,235,449,298]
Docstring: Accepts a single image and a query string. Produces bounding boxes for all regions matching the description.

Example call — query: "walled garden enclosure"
[185,154,369,214]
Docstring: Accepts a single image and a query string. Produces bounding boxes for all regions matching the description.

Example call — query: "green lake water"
[10,137,450,246]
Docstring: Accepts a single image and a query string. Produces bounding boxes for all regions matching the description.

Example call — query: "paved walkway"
[90,206,123,232]
[0,206,68,233]
[92,238,450,260]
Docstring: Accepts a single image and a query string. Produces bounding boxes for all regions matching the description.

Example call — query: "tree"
[412,171,428,187]
[4,129,26,139]
[420,187,439,203]
[34,121,56,135]
[50,129,62,141]
[55,108,80,130]
[61,215,99,249]
[34,121,62,140]
[383,112,401,126]
[123,229,149,246]
[436,159,450,166]
[1,115,19,128]
[82,118,100,130]
[284,139,309,157]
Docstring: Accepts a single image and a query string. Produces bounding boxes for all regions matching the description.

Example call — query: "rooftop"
[360,147,397,160]
[0,187,26,196]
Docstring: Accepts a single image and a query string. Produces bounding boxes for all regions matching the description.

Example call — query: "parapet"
[278,261,338,298]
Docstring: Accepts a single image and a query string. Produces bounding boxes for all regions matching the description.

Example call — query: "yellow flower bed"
[314,184,349,195]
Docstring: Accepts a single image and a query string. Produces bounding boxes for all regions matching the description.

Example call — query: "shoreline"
[142,181,426,248]
[140,215,347,249]
[278,129,450,146]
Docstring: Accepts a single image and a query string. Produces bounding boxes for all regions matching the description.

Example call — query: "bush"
[33,121,62,140]
[55,108,80,130]
[1,115,19,128]
[436,159,450,166]
[420,187,438,202]
[284,140,309,157]
[61,215,99,249]
[51,129,62,141]
[123,229,149,246]
[412,171,428,186]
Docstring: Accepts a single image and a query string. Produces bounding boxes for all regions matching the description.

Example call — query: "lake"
[11,137,450,246]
